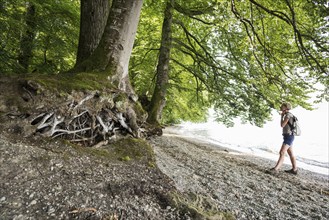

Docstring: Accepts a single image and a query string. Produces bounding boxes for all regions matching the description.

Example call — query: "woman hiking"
[267,102,298,175]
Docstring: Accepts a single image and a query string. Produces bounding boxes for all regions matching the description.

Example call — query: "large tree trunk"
[14,0,146,145]
[17,2,36,74]
[75,0,110,65]
[74,0,143,93]
[147,0,173,125]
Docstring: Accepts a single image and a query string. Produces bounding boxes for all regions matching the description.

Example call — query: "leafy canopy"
[1,0,327,126]
[132,0,328,126]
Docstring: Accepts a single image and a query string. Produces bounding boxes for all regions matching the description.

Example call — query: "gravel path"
[149,131,329,220]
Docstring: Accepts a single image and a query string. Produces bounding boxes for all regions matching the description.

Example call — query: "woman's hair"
[281,102,292,110]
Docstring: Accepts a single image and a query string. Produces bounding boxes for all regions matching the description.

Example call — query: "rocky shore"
[1,128,328,219]
[149,129,329,220]
[0,134,186,220]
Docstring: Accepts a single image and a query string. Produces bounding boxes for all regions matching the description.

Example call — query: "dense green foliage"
[0,0,79,74]
[132,0,328,126]
[130,0,210,124]
[1,0,328,126]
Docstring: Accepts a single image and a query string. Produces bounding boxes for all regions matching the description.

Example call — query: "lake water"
[167,102,329,176]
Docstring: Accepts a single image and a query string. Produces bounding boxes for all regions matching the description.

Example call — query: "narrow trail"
[149,133,329,220]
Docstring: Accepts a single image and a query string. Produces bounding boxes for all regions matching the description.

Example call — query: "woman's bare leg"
[287,147,297,171]
[274,144,290,170]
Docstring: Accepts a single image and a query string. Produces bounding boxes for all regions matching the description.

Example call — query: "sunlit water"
[167,102,329,176]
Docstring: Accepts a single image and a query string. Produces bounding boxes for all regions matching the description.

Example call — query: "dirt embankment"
[0,134,185,220]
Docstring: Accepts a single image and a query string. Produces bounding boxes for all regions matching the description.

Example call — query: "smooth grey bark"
[75,0,110,65]
[74,0,143,93]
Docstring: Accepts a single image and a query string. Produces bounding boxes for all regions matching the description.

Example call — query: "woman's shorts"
[283,134,294,147]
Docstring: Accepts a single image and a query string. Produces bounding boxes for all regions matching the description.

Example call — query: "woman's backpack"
[288,114,301,136]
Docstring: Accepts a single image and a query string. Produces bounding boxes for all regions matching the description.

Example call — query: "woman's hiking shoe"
[285,169,298,175]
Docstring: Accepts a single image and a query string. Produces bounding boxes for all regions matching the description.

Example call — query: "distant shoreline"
[164,126,329,176]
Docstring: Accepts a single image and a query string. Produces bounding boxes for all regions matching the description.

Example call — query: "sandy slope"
[149,130,329,220]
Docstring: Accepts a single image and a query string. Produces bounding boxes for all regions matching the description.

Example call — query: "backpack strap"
[286,113,295,134]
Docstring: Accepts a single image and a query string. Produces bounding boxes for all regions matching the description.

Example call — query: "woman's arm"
[281,114,290,128]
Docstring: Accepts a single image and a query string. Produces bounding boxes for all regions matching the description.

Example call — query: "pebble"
[13,214,24,220]
[47,206,56,214]
[12,202,22,208]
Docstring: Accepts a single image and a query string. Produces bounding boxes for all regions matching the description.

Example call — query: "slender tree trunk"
[147,0,173,125]
[74,0,143,93]
[75,0,110,65]
[17,2,36,73]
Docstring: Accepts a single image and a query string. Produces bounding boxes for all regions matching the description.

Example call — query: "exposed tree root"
[29,93,141,146]
[0,77,164,146]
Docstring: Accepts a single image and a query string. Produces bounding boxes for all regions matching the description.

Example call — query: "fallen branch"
[69,207,97,214]
[92,140,108,148]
